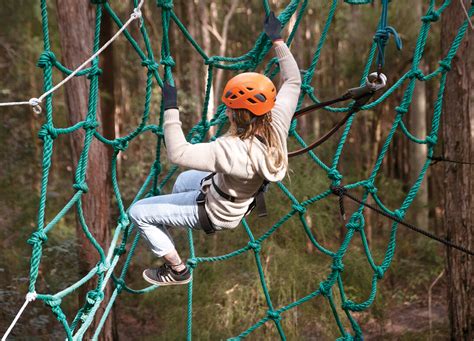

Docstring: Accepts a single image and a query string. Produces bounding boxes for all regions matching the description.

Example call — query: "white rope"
[459,0,474,30]
[0,0,145,114]
[2,292,37,341]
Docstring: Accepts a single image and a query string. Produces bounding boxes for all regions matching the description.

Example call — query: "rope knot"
[115,278,126,293]
[131,7,142,20]
[248,241,261,253]
[37,51,56,68]
[160,56,175,68]
[26,292,38,302]
[51,306,67,322]
[114,245,127,256]
[141,59,160,72]
[301,83,314,95]
[156,0,173,10]
[73,182,89,193]
[375,266,384,279]
[114,138,129,152]
[327,169,343,182]
[187,258,198,269]
[395,106,408,114]
[409,68,424,80]
[151,126,164,136]
[87,66,103,79]
[346,212,365,232]
[342,299,355,311]
[374,26,402,50]
[86,290,104,305]
[292,204,306,215]
[204,56,217,65]
[118,215,130,229]
[393,209,405,221]
[38,124,58,140]
[318,281,331,297]
[96,262,109,274]
[331,257,344,272]
[330,185,347,197]
[425,134,438,146]
[153,161,162,174]
[45,297,62,308]
[374,29,389,43]
[438,59,452,72]
[27,231,48,246]
[267,310,281,322]
[363,181,377,194]
[421,11,440,22]
[83,120,98,130]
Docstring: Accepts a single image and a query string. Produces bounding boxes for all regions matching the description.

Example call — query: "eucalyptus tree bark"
[56,1,116,339]
[441,1,472,339]
[408,1,428,228]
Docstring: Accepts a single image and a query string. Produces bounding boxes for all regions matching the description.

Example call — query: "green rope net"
[17,0,472,340]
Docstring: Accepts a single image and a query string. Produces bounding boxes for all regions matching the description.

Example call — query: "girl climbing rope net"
[129,12,302,286]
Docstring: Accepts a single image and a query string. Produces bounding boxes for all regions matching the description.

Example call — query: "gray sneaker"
[143,264,192,286]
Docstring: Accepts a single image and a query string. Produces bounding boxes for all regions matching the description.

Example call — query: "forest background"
[0,0,472,340]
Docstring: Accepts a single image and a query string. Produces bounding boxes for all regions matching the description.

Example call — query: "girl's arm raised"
[271,40,302,134]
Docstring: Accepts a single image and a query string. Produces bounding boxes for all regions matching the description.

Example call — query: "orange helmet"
[221,72,276,116]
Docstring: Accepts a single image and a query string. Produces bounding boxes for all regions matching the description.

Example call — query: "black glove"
[264,12,282,42]
[162,81,178,110]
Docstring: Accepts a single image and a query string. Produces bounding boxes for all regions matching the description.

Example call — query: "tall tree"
[441,1,472,339]
[56,1,116,339]
[408,1,428,228]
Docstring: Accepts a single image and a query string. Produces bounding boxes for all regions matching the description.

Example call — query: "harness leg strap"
[196,191,216,235]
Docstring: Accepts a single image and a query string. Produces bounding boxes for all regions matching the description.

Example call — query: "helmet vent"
[238,90,245,95]
[254,93,266,102]
[246,87,254,91]
[230,94,238,99]
[247,98,257,104]
[224,91,233,98]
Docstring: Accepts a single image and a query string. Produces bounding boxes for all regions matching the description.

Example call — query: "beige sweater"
[164,42,301,229]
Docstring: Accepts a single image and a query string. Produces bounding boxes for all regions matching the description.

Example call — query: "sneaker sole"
[142,270,192,286]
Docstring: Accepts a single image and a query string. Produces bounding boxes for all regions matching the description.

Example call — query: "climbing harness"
[288,72,387,157]
[197,172,269,235]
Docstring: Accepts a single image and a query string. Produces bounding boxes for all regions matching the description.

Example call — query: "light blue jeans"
[129,170,210,257]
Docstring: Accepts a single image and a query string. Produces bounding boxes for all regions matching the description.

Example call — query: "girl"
[129,12,301,286]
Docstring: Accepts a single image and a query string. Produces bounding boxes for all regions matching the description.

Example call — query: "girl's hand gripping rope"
[163,82,178,110]
[264,12,282,42]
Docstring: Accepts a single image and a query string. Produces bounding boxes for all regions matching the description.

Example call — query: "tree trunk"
[441,1,472,340]
[408,2,428,228]
[56,1,116,340]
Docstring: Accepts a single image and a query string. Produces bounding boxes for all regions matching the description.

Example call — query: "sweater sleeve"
[163,109,234,173]
[271,42,302,133]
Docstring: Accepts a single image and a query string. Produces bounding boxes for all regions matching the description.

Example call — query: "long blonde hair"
[228,108,287,170]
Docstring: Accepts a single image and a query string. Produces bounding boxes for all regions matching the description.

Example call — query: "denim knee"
[172,171,191,193]
[128,201,144,227]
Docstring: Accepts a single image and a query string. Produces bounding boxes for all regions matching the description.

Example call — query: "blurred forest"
[0,0,472,340]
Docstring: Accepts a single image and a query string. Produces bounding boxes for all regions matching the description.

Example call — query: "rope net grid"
[3,0,473,340]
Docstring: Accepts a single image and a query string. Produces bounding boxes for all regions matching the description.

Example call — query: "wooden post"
[441,1,472,339]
